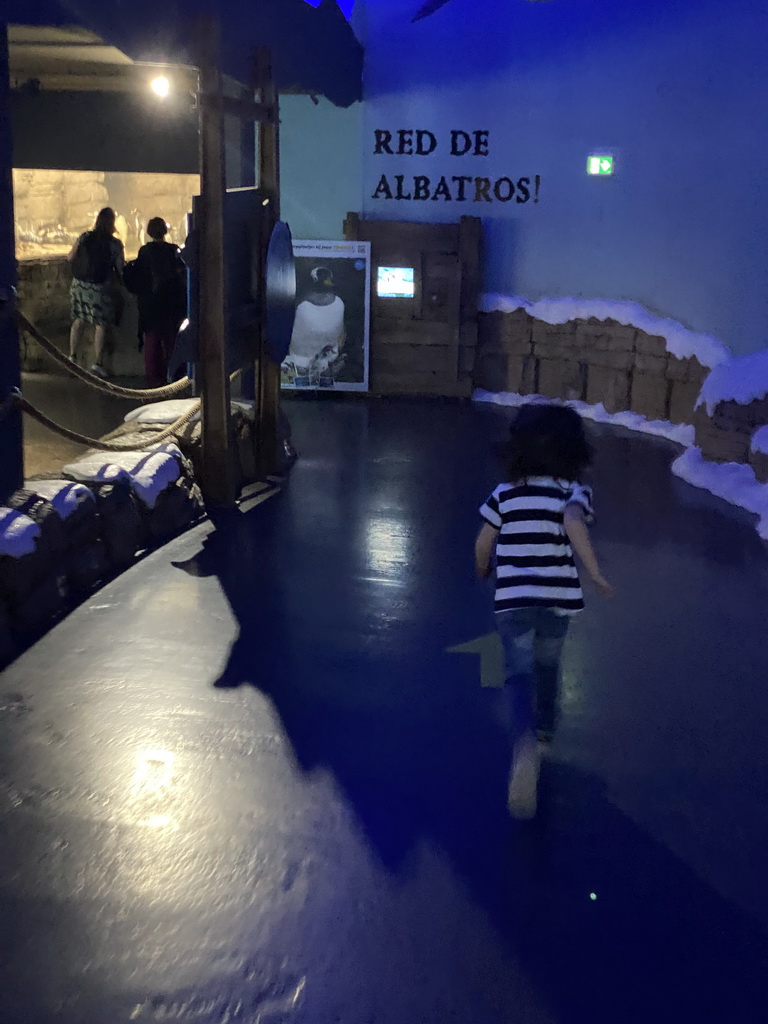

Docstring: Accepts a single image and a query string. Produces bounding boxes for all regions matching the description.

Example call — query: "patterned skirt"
[70,280,117,328]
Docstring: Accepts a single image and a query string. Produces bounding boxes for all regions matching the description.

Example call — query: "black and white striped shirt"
[480,477,594,615]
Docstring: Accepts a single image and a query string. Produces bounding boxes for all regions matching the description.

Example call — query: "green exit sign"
[588,154,614,176]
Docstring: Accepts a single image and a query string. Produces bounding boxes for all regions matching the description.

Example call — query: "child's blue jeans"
[496,608,571,750]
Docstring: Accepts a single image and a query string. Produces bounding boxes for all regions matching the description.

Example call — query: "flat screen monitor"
[377,266,415,298]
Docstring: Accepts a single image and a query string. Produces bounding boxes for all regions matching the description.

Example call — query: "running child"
[474,404,613,819]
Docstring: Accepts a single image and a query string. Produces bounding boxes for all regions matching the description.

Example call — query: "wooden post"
[238,81,258,405]
[196,16,236,507]
[255,47,281,477]
[0,23,22,502]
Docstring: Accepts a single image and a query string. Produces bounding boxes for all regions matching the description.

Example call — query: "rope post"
[197,15,237,508]
[0,23,23,503]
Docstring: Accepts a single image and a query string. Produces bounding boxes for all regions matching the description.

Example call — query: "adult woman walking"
[68,207,125,379]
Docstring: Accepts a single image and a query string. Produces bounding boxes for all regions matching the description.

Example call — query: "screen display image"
[377,266,415,298]
[281,240,371,392]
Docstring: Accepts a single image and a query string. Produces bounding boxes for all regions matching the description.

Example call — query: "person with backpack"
[68,207,125,379]
[123,217,187,386]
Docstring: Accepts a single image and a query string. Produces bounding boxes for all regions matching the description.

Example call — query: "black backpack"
[71,232,113,284]
[145,242,184,296]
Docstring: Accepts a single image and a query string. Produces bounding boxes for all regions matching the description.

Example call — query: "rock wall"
[13,169,108,258]
[13,168,199,260]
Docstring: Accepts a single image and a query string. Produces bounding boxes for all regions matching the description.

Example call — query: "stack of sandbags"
[63,443,203,557]
[23,480,107,594]
[123,398,259,486]
[0,506,66,649]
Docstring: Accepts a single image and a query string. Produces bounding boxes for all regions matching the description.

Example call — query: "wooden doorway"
[344,214,481,397]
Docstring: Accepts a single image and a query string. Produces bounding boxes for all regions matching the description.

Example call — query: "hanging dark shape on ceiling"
[412,0,453,23]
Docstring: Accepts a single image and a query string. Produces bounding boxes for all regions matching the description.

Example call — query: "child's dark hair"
[147,217,169,240]
[500,403,593,482]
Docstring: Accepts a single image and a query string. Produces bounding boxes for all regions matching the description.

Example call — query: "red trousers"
[143,321,177,385]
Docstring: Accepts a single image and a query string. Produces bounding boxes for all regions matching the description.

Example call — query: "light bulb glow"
[150,75,171,99]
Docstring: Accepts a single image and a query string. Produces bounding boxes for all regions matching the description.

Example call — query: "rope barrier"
[16,312,193,401]
[10,308,247,453]
[7,365,243,453]
[17,394,202,452]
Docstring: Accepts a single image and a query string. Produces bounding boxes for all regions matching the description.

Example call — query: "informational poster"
[281,239,371,392]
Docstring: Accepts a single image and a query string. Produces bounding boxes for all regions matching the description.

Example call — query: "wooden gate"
[344,213,481,397]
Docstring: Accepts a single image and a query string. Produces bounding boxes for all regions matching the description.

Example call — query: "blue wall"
[359,0,768,357]
[280,95,363,241]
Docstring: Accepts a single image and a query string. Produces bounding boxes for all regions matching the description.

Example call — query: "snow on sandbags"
[0,507,65,644]
[62,445,203,558]
[123,398,260,486]
[127,401,261,487]
[64,446,184,508]
[18,480,106,594]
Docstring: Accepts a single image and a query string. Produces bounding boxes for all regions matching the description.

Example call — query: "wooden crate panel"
[372,320,454,347]
[373,372,465,396]
[372,342,454,382]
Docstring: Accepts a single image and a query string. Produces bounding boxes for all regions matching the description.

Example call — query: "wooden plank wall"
[344,213,481,397]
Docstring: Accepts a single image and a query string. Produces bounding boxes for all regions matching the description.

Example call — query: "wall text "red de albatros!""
[371,128,541,204]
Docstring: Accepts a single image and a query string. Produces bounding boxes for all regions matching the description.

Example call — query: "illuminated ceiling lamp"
[150,74,171,98]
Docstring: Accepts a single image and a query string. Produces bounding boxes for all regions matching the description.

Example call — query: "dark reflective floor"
[2,396,768,1024]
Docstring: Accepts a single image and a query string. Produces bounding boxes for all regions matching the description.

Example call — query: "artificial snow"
[697,348,768,415]
[474,389,768,539]
[62,445,183,509]
[29,480,95,519]
[479,294,730,369]
[0,509,40,558]
[124,398,256,426]
[473,389,696,447]
[672,448,768,540]
[125,399,200,426]
[751,425,768,455]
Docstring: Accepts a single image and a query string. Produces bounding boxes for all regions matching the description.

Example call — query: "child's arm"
[564,504,614,596]
[475,523,499,579]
